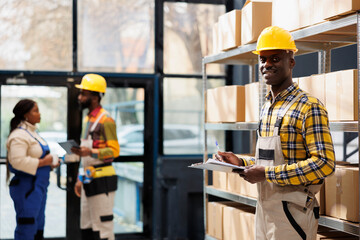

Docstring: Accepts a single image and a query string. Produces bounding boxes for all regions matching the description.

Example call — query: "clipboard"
[189,158,245,173]
[58,140,80,154]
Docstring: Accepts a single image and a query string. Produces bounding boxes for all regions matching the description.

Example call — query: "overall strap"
[273,92,305,136]
[257,101,271,137]
[18,127,37,139]
[87,110,108,139]
[18,127,49,157]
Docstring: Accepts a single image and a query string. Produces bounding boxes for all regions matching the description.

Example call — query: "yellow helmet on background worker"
[253,26,298,55]
[75,73,107,93]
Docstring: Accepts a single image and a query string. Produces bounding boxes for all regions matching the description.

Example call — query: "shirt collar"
[265,82,299,103]
[20,121,37,132]
[88,106,102,118]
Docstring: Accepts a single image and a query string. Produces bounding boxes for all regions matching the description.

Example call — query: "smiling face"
[259,50,295,94]
[24,103,41,125]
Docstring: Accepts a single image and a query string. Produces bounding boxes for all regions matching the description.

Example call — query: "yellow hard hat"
[253,26,298,55]
[75,74,107,93]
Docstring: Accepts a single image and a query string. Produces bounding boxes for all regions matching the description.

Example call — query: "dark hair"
[9,99,36,134]
[6,99,36,182]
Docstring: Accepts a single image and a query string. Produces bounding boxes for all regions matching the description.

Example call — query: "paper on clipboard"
[58,140,80,154]
[189,158,245,173]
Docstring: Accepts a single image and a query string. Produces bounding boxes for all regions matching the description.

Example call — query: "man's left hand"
[234,165,266,184]
[71,146,92,157]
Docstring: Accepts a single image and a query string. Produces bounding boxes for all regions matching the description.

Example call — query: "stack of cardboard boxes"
[325,165,359,223]
[211,154,258,199]
[207,69,358,123]
[206,83,265,123]
[207,201,255,240]
[212,0,360,54]
[209,165,359,239]
[213,0,272,53]
[297,69,358,121]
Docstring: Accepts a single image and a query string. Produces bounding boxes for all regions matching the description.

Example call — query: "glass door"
[102,87,146,235]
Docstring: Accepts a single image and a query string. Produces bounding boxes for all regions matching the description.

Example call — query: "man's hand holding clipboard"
[58,140,80,154]
[216,151,266,184]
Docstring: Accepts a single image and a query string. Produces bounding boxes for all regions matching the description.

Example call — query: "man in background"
[72,73,120,240]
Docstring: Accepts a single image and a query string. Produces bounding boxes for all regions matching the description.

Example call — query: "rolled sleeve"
[240,156,256,166]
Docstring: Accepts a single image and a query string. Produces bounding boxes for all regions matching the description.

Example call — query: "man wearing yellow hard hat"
[217,26,335,239]
[71,73,120,240]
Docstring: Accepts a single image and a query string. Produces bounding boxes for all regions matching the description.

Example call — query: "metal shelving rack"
[202,12,360,238]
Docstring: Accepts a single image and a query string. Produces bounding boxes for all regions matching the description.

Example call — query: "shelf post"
[249,60,257,83]
[249,61,259,153]
[357,10,360,239]
[202,60,208,162]
[202,59,209,236]
[318,47,331,74]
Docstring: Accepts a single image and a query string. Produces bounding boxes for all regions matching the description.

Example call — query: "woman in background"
[6,99,59,240]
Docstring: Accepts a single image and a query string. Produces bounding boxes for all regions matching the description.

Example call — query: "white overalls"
[255,92,321,240]
[80,111,116,240]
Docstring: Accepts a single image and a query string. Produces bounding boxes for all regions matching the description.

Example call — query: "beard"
[79,98,91,110]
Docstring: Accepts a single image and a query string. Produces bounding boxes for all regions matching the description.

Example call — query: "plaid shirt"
[82,106,120,162]
[243,83,335,186]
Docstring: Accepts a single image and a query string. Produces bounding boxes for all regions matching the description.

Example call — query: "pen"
[215,140,222,161]
[215,140,220,151]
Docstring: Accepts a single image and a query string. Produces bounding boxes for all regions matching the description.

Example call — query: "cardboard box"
[206,88,221,122]
[212,22,220,54]
[218,10,241,51]
[245,82,260,122]
[218,85,245,122]
[311,0,327,26]
[227,171,258,199]
[299,0,326,29]
[272,0,300,31]
[208,201,248,239]
[227,154,257,199]
[298,74,326,106]
[207,202,224,239]
[212,153,228,190]
[239,154,257,199]
[298,0,313,29]
[238,206,256,240]
[223,205,255,240]
[227,172,242,194]
[239,177,258,199]
[325,69,358,121]
[206,86,245,123]
[223,206,241,240]
[325,166,359,222]
[323,0,360,20]
[315,184,325,215]
[241,0,272,45]
[213,171,228,190]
